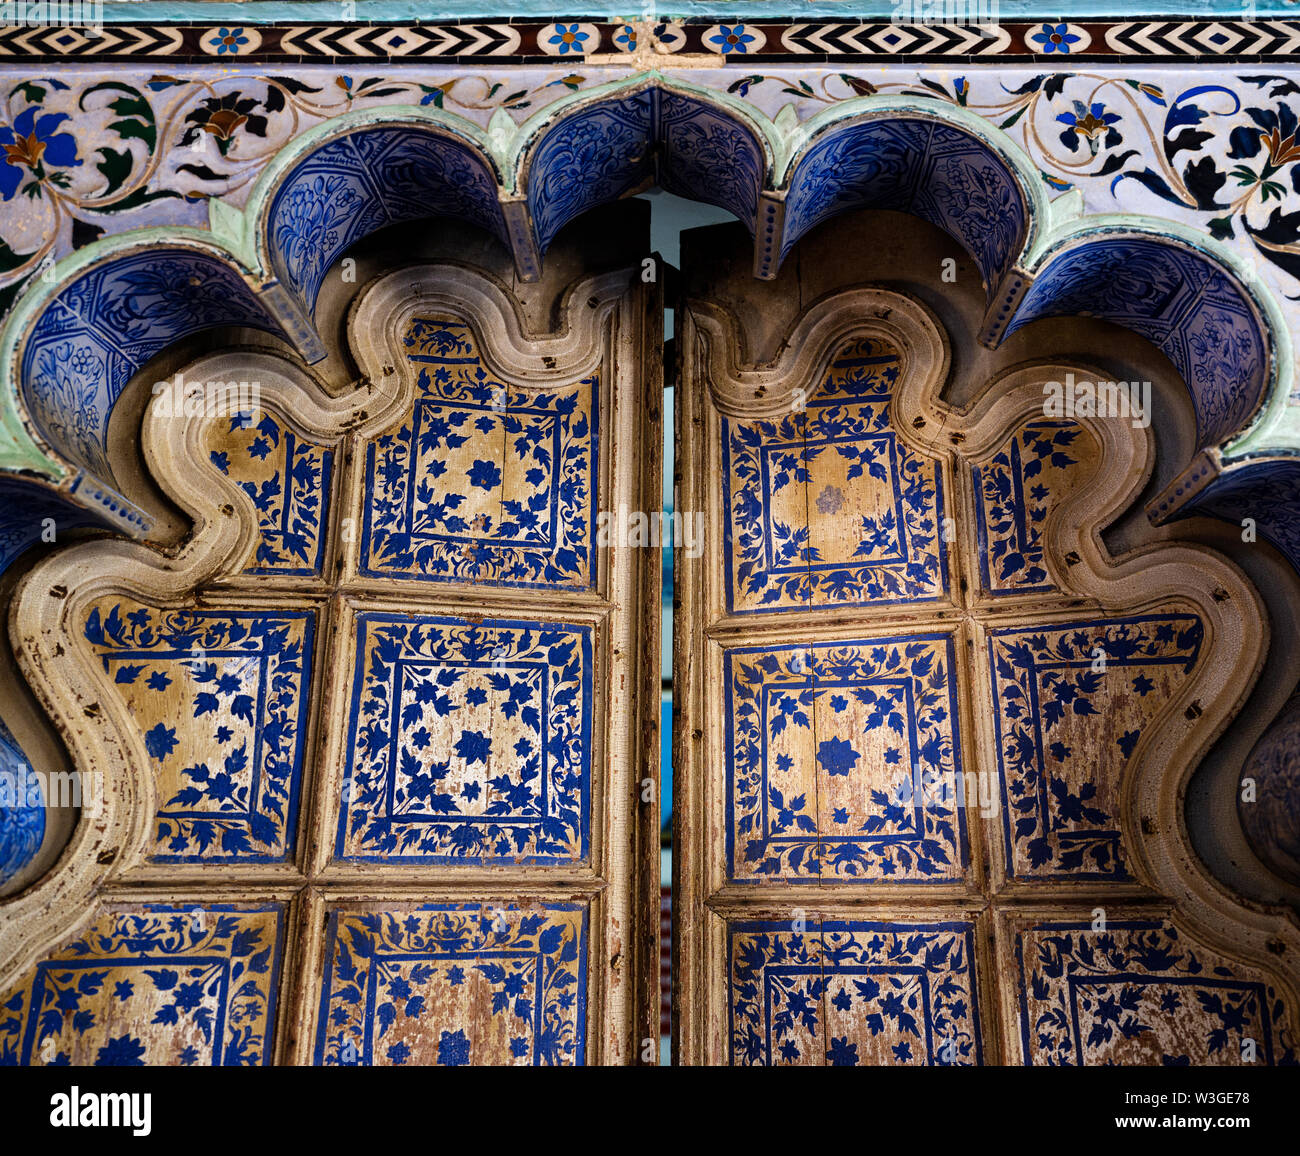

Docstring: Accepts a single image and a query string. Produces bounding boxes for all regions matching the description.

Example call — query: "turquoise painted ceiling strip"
[95,0,1300,21]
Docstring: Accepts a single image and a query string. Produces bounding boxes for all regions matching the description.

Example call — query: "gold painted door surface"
[0,243,661,1066]
[672,233,1300,1066]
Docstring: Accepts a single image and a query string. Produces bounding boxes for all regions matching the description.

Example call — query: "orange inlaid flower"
[1260,127,1300,168]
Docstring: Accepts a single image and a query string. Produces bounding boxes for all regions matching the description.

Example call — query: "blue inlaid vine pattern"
[988,613,1204,881]
[726,634,966,884]
[0,717,43,887]
[722,337,947,614]
[729,920,982,1066]
[362,317,597,590]
[0,904,285,1066]
[83,600,314,863]
[314,903,586,1066]
[1017,919,1298,1066]
[208,408,332,577]
[972,418,1095,596]
[336,612,591,865]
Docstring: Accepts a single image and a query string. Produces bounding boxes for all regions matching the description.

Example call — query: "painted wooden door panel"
[0,244,661,1065]
[673,259,1300,1066]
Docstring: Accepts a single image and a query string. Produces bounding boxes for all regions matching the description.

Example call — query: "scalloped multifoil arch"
[0,76,1290,516]
[0,74,1298,966]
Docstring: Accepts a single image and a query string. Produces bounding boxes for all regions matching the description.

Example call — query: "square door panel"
[360,317,597,591]
[1010,915,1298,1066]
[726,632,968,885]
[313,901,587,1066]
[728,917,982,1066]
[0,903,285,1066]
[334,611,593,866]
[83,599,315,864]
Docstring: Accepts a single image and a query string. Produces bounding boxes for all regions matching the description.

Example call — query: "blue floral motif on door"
[726,633,966,884]
[208,408,332,577]
[0,904,284,1066]
[362,317,597,590]
[722,338,947,614]
[989,613,1203,881]
[84,600,314,862]
[314,903,586,1066]
[1016,919,1298,1066]
[336,612,591,865]
[729,919,981,1066]
[972,419,1094,596]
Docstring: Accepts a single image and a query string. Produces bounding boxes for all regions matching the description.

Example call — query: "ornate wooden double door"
[0,210,1297,1066]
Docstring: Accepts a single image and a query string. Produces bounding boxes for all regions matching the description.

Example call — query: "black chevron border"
[0,18,1299,62]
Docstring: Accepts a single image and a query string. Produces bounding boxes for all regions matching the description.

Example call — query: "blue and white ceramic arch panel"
[912,123,1026,291]
[781,120,927,263]
[267,127,508,314]
[1175,460,1300,884]
[657,90,764,234]
[1184,459,1300,577]
[526,91,655,254]
[1008,238,1207,349]
[20,251,283,481]
[1168,268,1266,447]
[0,718,43,888]
[1008,239,1267,447]
[0,479,104,576]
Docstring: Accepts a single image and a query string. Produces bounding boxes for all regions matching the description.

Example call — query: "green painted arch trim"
[0,228,257,483]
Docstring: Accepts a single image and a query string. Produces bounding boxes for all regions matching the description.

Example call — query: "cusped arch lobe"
[265,124,508,314]
[1007,236,1268,447]
[20,248,284,482]
[523,90,656,254]
[657,88,766,234]
[782,116,1029,294]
